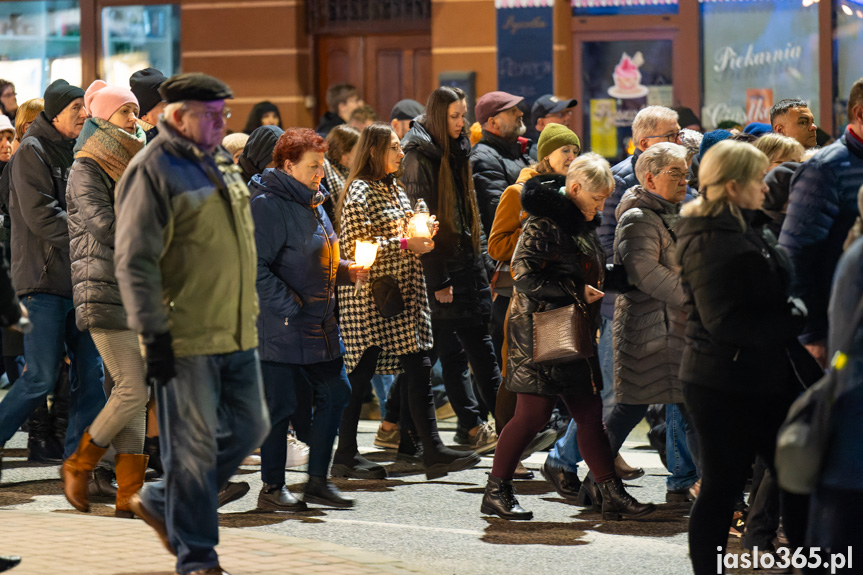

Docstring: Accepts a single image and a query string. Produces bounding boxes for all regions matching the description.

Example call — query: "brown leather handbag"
[532,297,595,364]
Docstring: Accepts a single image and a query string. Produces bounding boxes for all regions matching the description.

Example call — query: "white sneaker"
[285,435,310,469]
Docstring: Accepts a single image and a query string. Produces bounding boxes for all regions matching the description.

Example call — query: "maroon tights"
[491,392,615,483]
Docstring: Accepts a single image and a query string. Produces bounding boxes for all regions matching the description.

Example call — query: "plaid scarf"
[75,117,146,182]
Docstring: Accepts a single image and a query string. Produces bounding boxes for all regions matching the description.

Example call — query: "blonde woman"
[676,140,821,574]
[754,134,805,235]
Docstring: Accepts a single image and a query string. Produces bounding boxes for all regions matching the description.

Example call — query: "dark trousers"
[743,457,781,550]
[259,358,351,483]
[684,384,796,575]
[336,347,446,462]
[492,392,614,482]
[604,402,649,453]
[433,323,501,430]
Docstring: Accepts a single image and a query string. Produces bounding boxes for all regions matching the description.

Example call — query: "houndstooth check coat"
[338,177,433,374]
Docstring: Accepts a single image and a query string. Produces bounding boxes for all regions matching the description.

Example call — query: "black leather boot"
[330,453,387,479]
[575,471,602,510]
[303,476,354,508]
[541,460,582,499]
[396,429,423,464]
[480,474,533,520]
[423,446,481,480]
[257,483,307,512]
[27,401,62,464]
[143,436,163,475]
[597,477,656,520]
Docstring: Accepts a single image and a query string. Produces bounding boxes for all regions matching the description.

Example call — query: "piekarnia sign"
[713,42,804,74]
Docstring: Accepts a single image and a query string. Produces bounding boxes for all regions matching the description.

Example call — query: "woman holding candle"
[400,86,502,454]
[249,127,368,509]
[333,122,481,480]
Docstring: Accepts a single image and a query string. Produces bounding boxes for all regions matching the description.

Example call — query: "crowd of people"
[0,67,859,575]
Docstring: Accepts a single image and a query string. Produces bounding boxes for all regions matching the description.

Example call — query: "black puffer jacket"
[470,130,530,236]
[676,207,821,395]
[8,112,76,297]
[401,120,492,326]
[505,174,604,396]
[66,157,126,330]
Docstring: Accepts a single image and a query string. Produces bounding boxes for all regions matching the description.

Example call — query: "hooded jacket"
[249,168,352,365]
[401,120,492,326]
[470,130,531,236]
[505,173,604,396]
[676,207,820,394]
[612,186,686,405]
[8,112,76,297]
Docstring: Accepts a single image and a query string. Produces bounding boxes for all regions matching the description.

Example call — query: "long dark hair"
[423,86,481,254]
[242,101,282,134]
[336,122,397,230]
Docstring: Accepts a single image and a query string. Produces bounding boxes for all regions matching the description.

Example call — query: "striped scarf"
[75,117,146,182]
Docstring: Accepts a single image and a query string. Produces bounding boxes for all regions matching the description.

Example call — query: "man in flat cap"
[0,79,105,467]
[115,72,269,575]
[390,99,424,140]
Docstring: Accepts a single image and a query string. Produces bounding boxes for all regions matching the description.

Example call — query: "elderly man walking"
[115,73,269,575]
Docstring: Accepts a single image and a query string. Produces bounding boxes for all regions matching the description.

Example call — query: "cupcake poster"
[608,52,649,99]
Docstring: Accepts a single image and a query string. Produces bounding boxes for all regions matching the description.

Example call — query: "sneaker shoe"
[285,435,310,469]
[729,510,746,537]
[373,423,400,449]
[435,401,456,420]
[469,421,498,455]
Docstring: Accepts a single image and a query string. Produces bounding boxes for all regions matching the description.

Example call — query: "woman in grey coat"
[605,143,699,499]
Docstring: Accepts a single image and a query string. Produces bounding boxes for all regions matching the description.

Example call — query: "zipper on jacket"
[587,360,598,396]
[41,246,56,278]
[315,209,334,357]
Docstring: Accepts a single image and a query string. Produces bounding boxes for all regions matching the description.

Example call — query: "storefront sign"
[496,0,554,110]
[702,1,819,129]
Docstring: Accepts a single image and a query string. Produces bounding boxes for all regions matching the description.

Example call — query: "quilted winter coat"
[612,186,686,405]
[338,177,433,374]
[505,174,604,397]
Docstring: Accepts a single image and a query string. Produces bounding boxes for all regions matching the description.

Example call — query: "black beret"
[158,73,233,103]
[130,67,167,115]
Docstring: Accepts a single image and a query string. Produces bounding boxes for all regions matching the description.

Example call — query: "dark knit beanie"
[130,67,167,116]
[43,79,85,121]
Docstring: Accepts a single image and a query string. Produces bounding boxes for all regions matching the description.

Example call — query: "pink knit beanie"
[84,80,138,121]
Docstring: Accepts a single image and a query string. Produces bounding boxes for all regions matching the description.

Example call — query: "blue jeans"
[371,374,394,420]
[598,317,616,420]
[545,418,583,473]
[665,402,700,491]
[139,349,270,575]
[0,293,104,457]
[259,358,350,483]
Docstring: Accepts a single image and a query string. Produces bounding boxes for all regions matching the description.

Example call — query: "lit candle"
[408,198,432,238]
[353,239,379,295]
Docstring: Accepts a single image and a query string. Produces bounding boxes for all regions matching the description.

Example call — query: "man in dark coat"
[315,84,362,137]
[780,77,863,368]
[0,79,105,461]
[470,90,531,237]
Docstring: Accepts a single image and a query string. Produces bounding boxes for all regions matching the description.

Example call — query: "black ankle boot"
[424,446,481,480]
[143,436,163,474]
[303,476,354,508]
[481,474,533,520]
[330,453,387,479]
[597,477,656,520]
[396,429,423,464]
[575,472,602,510]
[27,402,62,464]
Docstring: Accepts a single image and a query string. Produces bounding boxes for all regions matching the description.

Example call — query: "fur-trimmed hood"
[520,173,596,237]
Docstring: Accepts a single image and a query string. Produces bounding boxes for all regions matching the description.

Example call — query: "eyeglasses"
[1,92,15,98]
[658,169,689,182]
[188,107,231,122]
[644,130,683,143]
[389,144,403,152]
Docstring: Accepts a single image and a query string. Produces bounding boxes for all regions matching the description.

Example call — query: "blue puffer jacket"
[779,130,863,345]
[598,151,640,319]
[249,168,352,365]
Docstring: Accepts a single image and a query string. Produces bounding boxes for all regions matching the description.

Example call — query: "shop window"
[101,5,180,88]
[701,0,819,130]
[572,0,677,16]
[836,0,863,131]
[0,1,81,101]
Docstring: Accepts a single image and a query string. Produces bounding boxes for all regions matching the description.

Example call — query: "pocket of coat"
[41,246,56,277]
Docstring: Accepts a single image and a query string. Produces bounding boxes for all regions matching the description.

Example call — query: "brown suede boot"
[114,453,149,518]
[62,430,108,512]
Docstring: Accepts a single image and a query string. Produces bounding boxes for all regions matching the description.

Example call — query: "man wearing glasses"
[115,73,269,575]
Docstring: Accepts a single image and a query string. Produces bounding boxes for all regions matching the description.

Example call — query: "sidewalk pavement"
[0,509,431,575]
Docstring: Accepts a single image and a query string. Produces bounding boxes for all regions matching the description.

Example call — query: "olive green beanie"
[537,123,581,162]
